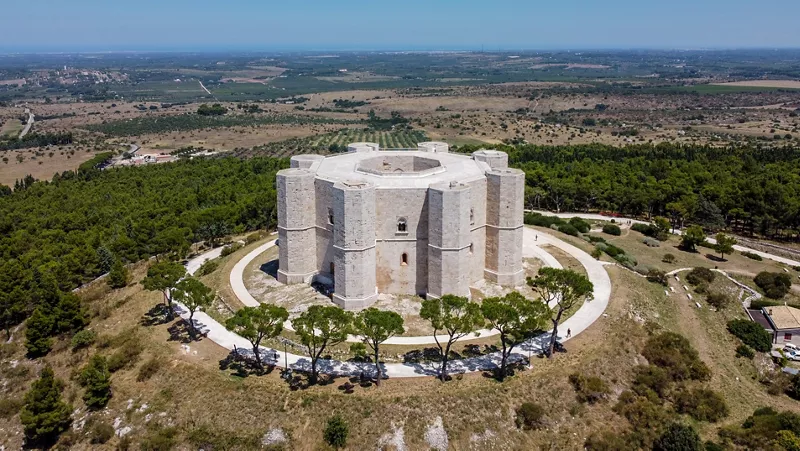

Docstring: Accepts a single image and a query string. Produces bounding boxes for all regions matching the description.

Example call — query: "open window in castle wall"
[401,253,408,266]
[328,208,334,225]
[397,217,407,233]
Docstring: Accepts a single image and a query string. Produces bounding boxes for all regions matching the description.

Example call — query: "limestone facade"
[276,142,524,310]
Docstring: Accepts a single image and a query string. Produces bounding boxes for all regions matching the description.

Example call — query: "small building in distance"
[276,142,525,310]
[761,305,800,344]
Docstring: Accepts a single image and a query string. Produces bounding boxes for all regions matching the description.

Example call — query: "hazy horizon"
[3,0,799,53]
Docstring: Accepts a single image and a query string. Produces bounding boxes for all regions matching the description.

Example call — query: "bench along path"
[174,227,612,378]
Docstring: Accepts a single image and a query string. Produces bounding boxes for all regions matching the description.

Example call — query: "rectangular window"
[785,333,793,341]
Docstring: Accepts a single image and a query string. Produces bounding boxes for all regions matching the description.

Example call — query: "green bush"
[705,292,731,309]
[524,213,565,228]
[245,232,264,244]
[220,242,244,257]
[686,267,715,285]
[754,271,792,299]
[0,397,23,418]
[662,253,676,264]
[653,423,702,451]
[632,365,671,399]
[591,248,603,260]
[647,269,668,286]
[587,235,606,244]
[515,402,546,430]
[602,224,621,236]
[107,260,129,289]
[614,253,638,268]
[71,329,97,351]
[719,407,800,450]
[107,340,144,373]
[196,259,220,276]
[674,388,729,422]
[742,251,763,261]
[727,319,772,352]
[749,299,781,310]
[569,373,610,404]
[558,223,580,236]
[569,217,591,233]
[642,237,660,247]
[642,332,710,382]
[90,421,114,444]
[736,344,755,359]
[323,415,348,449]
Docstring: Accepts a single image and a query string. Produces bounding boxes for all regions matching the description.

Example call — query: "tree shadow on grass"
[705,254,725,263]
[166,322,193,344]
[140,304,171,327]
[218,349,276,378]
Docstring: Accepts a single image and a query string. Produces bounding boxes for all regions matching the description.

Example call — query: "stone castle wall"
[276,144,524,310]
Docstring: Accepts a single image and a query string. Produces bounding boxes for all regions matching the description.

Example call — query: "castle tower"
[484,168,525,286]
[472,149,508,169]
[290,154,325,169]
[427,181,472,298]
[277,168,317,284]
[331,180,378,309]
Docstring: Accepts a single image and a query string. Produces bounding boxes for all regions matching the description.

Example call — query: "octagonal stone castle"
[276,142,524,310]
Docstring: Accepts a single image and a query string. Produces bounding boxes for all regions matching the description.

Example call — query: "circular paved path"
[175,227,612,378]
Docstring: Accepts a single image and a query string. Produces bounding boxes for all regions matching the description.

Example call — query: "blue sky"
[3,0,799,52]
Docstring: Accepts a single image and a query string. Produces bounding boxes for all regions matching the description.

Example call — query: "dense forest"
[0,131,73,151]
[456,143,800,240]
[0,156,287,340]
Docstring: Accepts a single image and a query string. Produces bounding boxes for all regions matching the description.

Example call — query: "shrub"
[220,242,244,257]
[642,332,711,382]
[569,373,610,404]
[754,271,792,299]
[515,402,546,430]
[662,253,676,264]
[742,251,763,261]
[706,292,731,309]
[569,217,591,233]
[647,269,668,286]
[591,248,603,260]
[613,391,670,436]
[557,223,579,237]
[524,213,565,228]
[642,237,660,247]
[90,421,114,444]
[749,299,780,309]
[137,357,162,382]
[632,222,655,236]
[323,415,348,449]
[603,244,625,258]
[633,264,651,276]
[694,282,709,294]
[653,423,702,451]
[632,365,671,399]
[107,340,144,373]
[0,397,23,418]
[615,254,638,268]
[674,388,729,422]
[71,329,96,351]
[195,259,220,276]
[587,235,606,244]
[107,260,129,289]
[686,267,715,285]
[736,344,755,359]
[245,232,263,244]
[602,224,621,236]
[727,319,772,352]
[140,425,179,451]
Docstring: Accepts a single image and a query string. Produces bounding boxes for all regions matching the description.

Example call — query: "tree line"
[0,131,73,151]
[455,142,800,240]
[0,156,287,346]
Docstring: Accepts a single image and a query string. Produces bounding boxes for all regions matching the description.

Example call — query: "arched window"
[330,262,335,274]
[469,242,474,254]
[397,218,407,233]
[328,208,334,225]
[470,208,475,225]
[401,253,408,266]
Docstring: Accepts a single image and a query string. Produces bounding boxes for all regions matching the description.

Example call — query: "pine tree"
[80,355,112,409]
[20,367,73,446]
[54,292,89,334]
[25,308,55,357]
[107,259,129,289]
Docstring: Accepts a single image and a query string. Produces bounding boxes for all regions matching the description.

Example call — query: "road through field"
[19,108,34,139]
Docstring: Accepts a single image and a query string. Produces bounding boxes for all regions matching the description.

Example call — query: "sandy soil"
[0,148,100,186]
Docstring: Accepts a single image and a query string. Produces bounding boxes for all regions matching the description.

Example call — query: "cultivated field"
[712,80,800,89]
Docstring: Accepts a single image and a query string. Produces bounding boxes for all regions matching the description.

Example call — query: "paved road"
[19,108,34,139]
[178,227,612,378]
[530,210,800,267]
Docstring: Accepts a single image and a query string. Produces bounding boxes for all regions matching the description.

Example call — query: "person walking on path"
[567,328,571,338]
